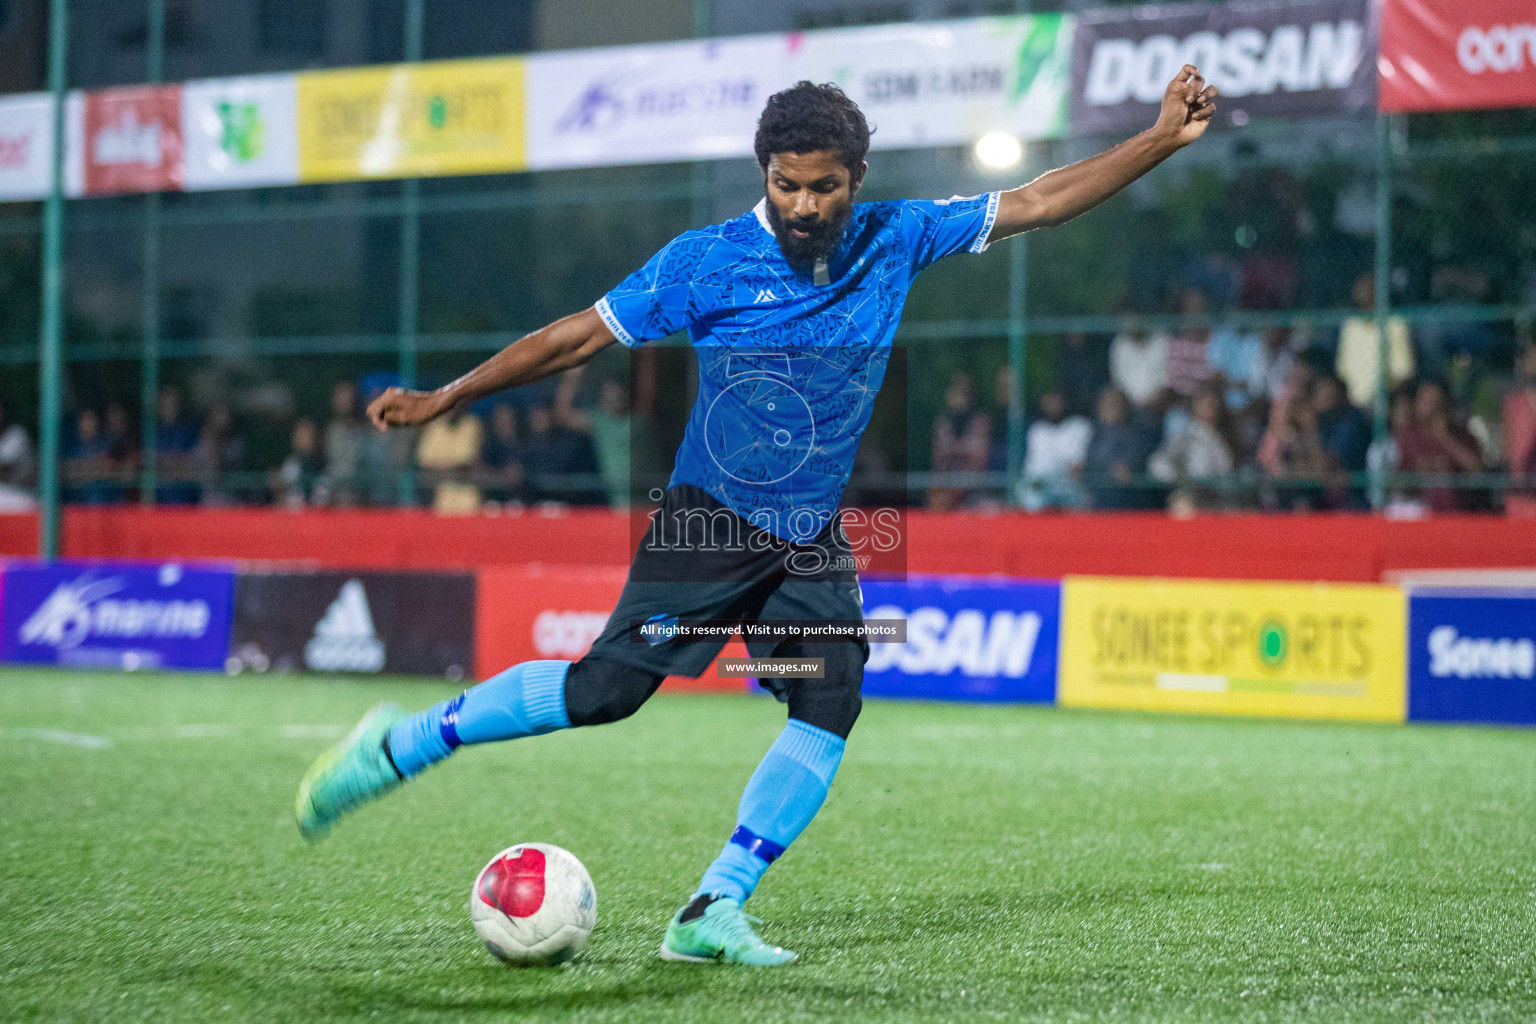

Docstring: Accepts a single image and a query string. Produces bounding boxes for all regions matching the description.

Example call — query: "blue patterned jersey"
[595,192,1000,542]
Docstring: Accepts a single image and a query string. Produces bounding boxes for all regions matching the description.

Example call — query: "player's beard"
[766,195,853,271]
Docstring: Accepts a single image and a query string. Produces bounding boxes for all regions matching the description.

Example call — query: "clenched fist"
[366,387,452,430]
[1155,64,1218,148]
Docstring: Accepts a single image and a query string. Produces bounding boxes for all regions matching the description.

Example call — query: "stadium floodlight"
[974,132,1022,170]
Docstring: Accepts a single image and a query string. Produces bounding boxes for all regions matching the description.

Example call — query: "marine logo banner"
[297,57,525,182]
[1059,576,1406,722]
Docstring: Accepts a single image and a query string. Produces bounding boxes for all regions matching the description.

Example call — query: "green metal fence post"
[140,0,165,506]
[1369,113,1394,510]
[689,0,714,228]
[37,0,69,559]
[1006,233,1028,507]
[396,0,425,506]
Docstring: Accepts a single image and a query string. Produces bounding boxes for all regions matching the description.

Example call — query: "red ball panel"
[478,846,547,918]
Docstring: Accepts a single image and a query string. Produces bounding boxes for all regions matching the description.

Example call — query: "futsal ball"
[470,843,596,966]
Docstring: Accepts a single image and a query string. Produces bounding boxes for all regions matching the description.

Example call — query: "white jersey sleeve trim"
[593,296,639,348]
[969,191,1002,254]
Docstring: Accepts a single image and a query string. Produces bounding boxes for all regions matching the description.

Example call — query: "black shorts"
[583,485,868,680]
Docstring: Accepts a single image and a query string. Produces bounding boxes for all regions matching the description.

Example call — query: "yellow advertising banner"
[297,57,525,182]
[1060,577,1407,723]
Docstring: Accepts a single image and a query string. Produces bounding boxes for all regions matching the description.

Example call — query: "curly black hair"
[753,81,873,172]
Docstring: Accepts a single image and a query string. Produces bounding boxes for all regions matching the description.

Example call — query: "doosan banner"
[0,560,234,671]
[1380,0,1536,113]
[861,576,1060,703]
[1071,0,1376,135]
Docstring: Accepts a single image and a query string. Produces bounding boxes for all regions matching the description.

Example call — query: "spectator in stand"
[153,385,201,506]
[556,370,634,508]
[1258,382,1330,510]
[987,365,1017,475]
[1020,390,1091,511]
[192,400,247,506]
[1368,383,1417,505]
[1398,378,1486,513]
[1165,290,1217,399]
[1083,386,1157,510]
[1336,273,1415,410]
[1256,325,1297,404]
[1504,345,1536,488]
[521,403,600,505]
[417,404,485,514]
[928,371,990,512]
[1149,383,1236,509]
[324,380,367,507]
[1109,323,1169,408]
[1055,332,1110,418]
[276,418,326,509]
[1207,318,1265,411]
[64,408,122,504]
[479,403,527,506]
[1313,374,1370,474]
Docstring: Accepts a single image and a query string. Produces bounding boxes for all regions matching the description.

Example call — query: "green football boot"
[659,897,798,966]
[295,702,408,842]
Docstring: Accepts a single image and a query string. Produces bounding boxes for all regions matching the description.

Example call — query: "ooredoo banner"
[229,570,475,678]
[475,565,749,692]
[0,93,55,201]
[1407,588,1536,725]
[182,74,300,190]
[861,576,1059,703]
[297,57,526,182]
[0,560,234,671]
[1059,576,1407,722]
[81,84,183,195]
[1071,0,1377,135]
[1379,0,1536,112]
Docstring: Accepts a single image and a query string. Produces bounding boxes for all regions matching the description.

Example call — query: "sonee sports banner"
[1058,576,1407,722]
[1407,588,1536,725]
[1070,0,1377,135]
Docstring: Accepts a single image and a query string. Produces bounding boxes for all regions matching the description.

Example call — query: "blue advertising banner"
[860,576,1060,703]
[0,560,235,671]
[1408,588,1536,726]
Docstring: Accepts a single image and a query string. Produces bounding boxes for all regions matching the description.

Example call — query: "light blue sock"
[694,718,846,903]
[386,660,572,777]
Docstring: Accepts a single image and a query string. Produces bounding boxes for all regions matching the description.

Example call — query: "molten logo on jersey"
[478,846,547,918]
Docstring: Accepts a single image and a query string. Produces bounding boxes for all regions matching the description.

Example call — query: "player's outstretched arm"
[987,64,1217,244]
[366,308,617,429]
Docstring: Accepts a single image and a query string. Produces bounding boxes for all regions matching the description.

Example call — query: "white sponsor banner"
[0,93,56,201]
[526,34,788,170]
[182,74,299,190]
[526,15,1071,171]
[791,15,1072,151]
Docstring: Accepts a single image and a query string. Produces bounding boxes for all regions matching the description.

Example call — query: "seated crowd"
[933,273,1536,514]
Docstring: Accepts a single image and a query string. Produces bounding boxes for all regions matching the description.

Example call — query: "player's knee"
[786,643,863,739]
[564,657,664,727]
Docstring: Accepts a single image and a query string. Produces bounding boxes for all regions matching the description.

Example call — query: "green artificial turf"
[2,669,1534,1023]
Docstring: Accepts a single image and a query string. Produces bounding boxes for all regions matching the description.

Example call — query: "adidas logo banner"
[305,579,386,673]
[228,570,474,679]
